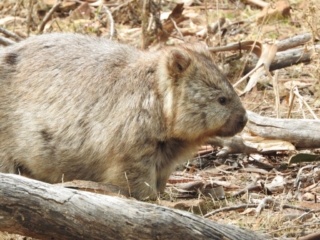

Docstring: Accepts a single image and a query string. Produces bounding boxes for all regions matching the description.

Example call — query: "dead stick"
[102,5,116,40]
[270,70,280,118]
[170,17,184,39]
[141,0,148,49]
[27,0,34,36]
[38,0,61,33]
[233,63,263,88]
[293,86,319,120]
[0,27,23,42]
[204,204,259,218]
[0,36,16,46]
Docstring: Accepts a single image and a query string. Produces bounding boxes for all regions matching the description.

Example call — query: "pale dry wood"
[0,36,15,46]
[244,0,269,8]
[241,44,278,95]
[245,44,320,73]
[271,45,320,70]
[209,40,263,57]
[246,111,320,149]
[102,5,116,40]
[0,173,267,240]
[0,26,23,42]
[276,33,312,51]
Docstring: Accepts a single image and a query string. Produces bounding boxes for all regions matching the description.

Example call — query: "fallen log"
[0,173,268,240]
[244,44,320,74]
[246,111,320,149]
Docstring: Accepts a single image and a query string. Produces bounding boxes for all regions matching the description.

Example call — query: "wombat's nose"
[238,112,248,129]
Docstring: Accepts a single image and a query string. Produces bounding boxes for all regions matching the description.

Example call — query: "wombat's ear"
[167,50,191,76]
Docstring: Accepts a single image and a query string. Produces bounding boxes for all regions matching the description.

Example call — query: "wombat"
[0,33,247,199]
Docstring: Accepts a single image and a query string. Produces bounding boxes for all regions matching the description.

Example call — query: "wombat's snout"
[215,110,248,137]
[233,111,248,135]
[242,112,248,127]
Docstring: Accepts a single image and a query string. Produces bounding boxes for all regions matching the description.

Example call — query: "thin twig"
[124,172,131,197]
[170,17,184,39]
[287,86,296,118]
[141,0,148,49]
[267,69,280,118]
[102,5,116,40]
[27,0,34,36]
[0,27,23,42]
[0,36,16,46]
[215,0,222,44]
[293,165,315,189]
[282,204,315,212]
[264,65,280,118]
[38,0,61,33]
[233,63,264,88]
[255,196,275,214]
[292,86,319,119]
[204,198,319,218]
[204,204,259,218]
[273,71,280,118]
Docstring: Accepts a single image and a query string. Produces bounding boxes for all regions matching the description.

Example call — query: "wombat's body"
[0,33,247,199]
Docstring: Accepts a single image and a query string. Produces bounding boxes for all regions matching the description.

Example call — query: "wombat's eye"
[218,97,227,105]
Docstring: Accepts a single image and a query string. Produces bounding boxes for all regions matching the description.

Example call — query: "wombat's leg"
[133,181,159,200]
[156,165,175,194]
[115,162,159,199]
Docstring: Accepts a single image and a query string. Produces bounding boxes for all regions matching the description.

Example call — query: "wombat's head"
[158,43,247,141]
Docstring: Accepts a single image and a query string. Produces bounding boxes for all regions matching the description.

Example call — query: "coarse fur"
[0,33,247,199]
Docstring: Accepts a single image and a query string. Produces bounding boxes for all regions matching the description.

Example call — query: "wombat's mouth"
[215,112,248,137]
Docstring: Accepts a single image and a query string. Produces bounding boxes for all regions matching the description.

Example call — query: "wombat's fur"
[0,33,247,199]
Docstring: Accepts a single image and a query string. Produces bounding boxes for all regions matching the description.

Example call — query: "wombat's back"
[0,34,162,183]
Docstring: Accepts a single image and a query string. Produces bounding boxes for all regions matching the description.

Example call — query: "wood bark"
[245,44,320,74]
[276,33,312,51]
[246,111,320,149]
[0,173,268,240]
